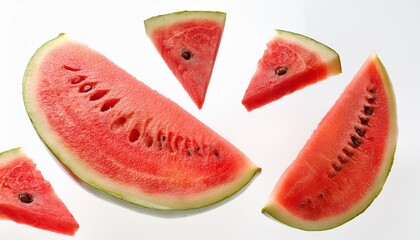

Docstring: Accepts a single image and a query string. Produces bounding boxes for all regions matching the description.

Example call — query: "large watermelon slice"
[242,29,342,111]
[22,33,260,211]
[262,53,397,230]
[0,148,79,235]
[144,11,226,109]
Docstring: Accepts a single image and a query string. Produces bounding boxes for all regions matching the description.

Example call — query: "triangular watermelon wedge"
[242,29,342,111]
[0,148,79,235]
[145,11,226,109]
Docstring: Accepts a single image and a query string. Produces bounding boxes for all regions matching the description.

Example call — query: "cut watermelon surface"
[242,29,341,111]
[145,11,226,109]
[262,53,397,230]
[0,148,79,235]
[22,33,260,211]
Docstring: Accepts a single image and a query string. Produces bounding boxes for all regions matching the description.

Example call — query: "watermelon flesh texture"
[22,34,260,210]
[0,148,79,235]
[263,53,397,230]
[145,11,226,109]
[242,30,341,111]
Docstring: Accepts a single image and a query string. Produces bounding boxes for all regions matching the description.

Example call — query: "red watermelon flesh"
[22,34,260,210]
[0,148,79,235]
[145,11,226,109]
[242,30,341,111]
[262,53,398,230]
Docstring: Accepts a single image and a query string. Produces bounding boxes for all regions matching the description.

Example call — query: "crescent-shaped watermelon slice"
[144,11,226,109]
[0,148,79,235]
[22,33,260,211]
[263,53,398,230]
[242,29,342,111]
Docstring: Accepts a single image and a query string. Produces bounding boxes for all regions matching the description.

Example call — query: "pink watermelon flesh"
[0,148,79,235]
[22,34,260,210]
[242,30,341,111]
[145,11,226,109]
[263,53,398,230]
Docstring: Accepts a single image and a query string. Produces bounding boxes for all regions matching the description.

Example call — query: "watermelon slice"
[0,148,79,235]
[144,11,226,109]
[242,29,342,111]
[22,33,260,211]
[262,53,398,230]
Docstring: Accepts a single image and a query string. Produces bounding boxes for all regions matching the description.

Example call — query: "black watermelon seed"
[355,127,366,137]
[351,136,362,147]
[19,193,33,204]
[275,66,288,76]
[364,106,374,115]
[367,96,376,103]
[181,49,192,60]
[360,117,369,125]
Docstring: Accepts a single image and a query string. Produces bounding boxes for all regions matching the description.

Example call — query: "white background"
[1,0,419,239]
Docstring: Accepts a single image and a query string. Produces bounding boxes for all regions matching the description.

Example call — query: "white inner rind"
[273,29,342,75]
[144,11,226,37]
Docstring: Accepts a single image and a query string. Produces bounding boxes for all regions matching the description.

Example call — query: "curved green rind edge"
[0,147,25,165]
[273,29,342,76]
[262,52,398,231]
[22,33,261,212]
[144,10,226,37]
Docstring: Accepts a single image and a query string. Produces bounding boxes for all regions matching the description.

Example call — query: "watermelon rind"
[144,10,226,37]
[273,29,342,76]
[22,33,260,211]
[262,52,397,231]
[0,147,25,165]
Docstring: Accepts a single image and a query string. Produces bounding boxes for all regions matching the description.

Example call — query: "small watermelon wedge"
[144,11,226,109]
[262,52,397,230]
[22,34,260,211]
[0,148,79,235]
[242,29,342,111]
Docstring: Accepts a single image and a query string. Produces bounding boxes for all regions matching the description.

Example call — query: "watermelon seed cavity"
[63,65,81,71]
[18,193,33,204]
[359,116,369,125]
[342,148,354,157]
[111,117,127,130]
[70,75,88,84]
[79,83,94,93]
[90,89,109,101]
[129,129,140,142]
[100,98,120,112]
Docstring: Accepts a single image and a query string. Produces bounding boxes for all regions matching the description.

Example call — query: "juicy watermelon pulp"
[22,33,260,211]
[145,11,226,109]
[0,148,79,235]
[242,30,341,111]
[262,52,397,230]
